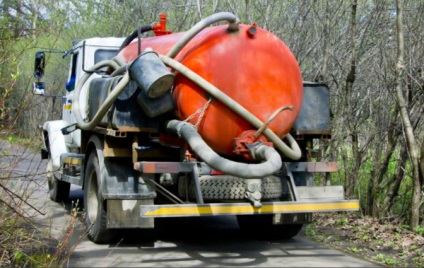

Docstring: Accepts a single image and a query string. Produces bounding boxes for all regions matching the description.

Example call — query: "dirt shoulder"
[305,212,424,267]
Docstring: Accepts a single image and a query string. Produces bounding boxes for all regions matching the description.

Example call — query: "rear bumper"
[140,200,359,218]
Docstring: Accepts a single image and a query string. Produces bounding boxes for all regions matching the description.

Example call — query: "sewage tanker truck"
[33,12,359,243]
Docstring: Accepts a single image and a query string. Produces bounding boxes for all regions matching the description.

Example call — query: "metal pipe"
[254,106,293,138]
[167,12,240,59]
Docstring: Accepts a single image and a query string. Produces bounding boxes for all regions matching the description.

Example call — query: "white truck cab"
[63,38,125,148]
[38,38,124,169]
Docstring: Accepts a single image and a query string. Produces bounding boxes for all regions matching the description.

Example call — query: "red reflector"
[210,169,223,175]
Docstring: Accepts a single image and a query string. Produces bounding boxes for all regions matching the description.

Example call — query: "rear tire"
[84,151,115,244]
[47,157,70,202]
[237,214,303,240]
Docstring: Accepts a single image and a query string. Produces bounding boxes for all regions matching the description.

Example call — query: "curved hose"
[111,64,127,77]
[112,56,126,67]
[72,60,130,130]
[118,25,154,52]
[159,55,302,160]
[167,12,240,59]
[167,120,282,178]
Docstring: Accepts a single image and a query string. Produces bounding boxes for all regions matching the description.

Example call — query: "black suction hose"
[118,25,154,52]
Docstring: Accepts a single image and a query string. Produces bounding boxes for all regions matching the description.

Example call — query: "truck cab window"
[66,53,78,92]
[95,49,118,74]
[95,49,118,63]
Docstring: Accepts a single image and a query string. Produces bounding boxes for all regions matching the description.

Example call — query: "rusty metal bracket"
[92,126,127,137]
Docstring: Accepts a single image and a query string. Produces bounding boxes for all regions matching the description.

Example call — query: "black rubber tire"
[237,214,303,240]
[84,151,115,244]
[178,175,283,201]
[47,157,70,202]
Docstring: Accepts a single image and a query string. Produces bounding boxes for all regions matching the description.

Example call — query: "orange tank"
[118,24,303,158]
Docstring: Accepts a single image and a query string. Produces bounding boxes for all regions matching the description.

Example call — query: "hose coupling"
[227,18,241,32]
[245,179,262,208]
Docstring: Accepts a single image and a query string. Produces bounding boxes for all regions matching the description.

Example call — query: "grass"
[1,134,43,151]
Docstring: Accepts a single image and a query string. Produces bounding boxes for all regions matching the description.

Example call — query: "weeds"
[0,140,81,266]
[308,213,424,268]
[414,226,424,236]
[0,184,83,267]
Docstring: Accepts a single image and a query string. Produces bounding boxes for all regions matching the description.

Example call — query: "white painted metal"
[43,120,70,169]
[45,37,125,155]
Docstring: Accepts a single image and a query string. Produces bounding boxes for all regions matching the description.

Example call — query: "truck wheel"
[237,214,303,240]
[84,151,115,243]
[178,175,283,201]
[47,157,70,202]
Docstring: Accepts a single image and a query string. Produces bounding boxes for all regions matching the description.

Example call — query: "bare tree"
[394,0,422,228]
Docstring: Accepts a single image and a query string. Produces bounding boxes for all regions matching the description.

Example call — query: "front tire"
[84,151,115,243]
[47,157,70,202]
[237,214,303,240]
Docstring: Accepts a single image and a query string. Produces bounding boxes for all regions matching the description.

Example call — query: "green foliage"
[304,224,316,237]
[1,134,42,149]
[414,226,424,236]
[7,136,17,143]
[335,142,418,222]
[385,258,398,266]
[402,224,410,230]
[375,253,397,266]
[347,247,362,253]
[337,216,348,226]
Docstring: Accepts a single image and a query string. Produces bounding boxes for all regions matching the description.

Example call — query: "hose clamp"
[246,141,263,160]
[175,121,192,137]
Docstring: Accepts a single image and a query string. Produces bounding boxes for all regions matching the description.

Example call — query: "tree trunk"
[380,145,408,217]
[196,0,202,19]
[32,0,40,38]
[343,0,358,198]
[394,0,422,229]
[367,140,383,217]
[420,136,424,225]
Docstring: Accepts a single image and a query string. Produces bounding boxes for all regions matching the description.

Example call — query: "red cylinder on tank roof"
[118,22,303,158]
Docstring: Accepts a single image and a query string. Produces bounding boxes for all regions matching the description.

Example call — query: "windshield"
[95,49,118,64]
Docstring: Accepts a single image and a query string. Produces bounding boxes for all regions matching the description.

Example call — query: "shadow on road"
[63,188,349,267]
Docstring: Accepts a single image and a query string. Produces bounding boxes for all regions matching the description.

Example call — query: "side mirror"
[34,51,45,79]
[32,81,45,95]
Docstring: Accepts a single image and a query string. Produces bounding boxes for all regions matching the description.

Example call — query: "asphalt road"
[1,140,379,267]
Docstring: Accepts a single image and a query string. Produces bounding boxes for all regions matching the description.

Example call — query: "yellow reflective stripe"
[63,158,81,165]
[144,201,359,217]
[64,104,72,110]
